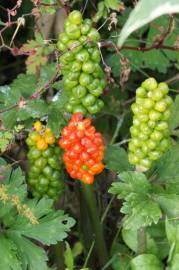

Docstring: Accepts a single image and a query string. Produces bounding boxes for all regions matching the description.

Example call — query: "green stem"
[137,227,147,254]
[81,183,108,267]
[53,242,65,270]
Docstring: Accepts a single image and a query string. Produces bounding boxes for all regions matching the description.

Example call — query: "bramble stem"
[81,183,108,267]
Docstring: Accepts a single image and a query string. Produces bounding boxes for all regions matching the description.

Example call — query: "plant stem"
[81,183,108,267]
[53,242,65,270]
[137,227,147,254]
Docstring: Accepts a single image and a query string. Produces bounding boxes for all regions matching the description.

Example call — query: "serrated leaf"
[130,254,163,270]
[109,172,162,230]
[9,232,48,270]
[109,171,150,199]
[122,194,162,230]
[10,198,75,245]
[118,0,179,46]
[10,73,36,101]
[27,99,48,118]
[105,145,133,173]
[0,235,21,270]
[2,108,18,129]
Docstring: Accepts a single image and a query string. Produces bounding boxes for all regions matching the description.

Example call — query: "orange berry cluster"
[59,113,105,184]
[26,121,56,151]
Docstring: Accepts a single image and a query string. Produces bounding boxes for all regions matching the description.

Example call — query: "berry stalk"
[81,183,108,267]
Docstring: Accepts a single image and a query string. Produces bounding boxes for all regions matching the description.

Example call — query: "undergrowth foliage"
[1,0,179,269]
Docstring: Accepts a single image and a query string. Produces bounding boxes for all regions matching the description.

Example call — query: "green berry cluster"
[57,10,106,115]
[26,125,64,201]
[128,77,172,171]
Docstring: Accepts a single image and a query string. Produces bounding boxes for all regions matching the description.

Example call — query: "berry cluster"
[59,113,105,184]
[26,121,64,200]
[128,78,172,171]
[57,10,106,115]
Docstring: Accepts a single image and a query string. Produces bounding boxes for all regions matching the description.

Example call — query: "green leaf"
[0,235,21,270]
[10,199,75,245]
[104,0,120,10]
[165,218,179,269]
[109,172,162,230]
[118,0,179,46]
[170,95,179,130]
[9,233,48,270]
[105,145,133,173]
[122,228,158,256]
[2,108,18,129]
[130,254,163,270]
[64,242,74,270]
[109,171,150,199]
[10,73,36,101]
[122,194,162,230]
[155,194,179,218]
[47,106,66,137]
[154,145,179,185]
[72,242,83,258]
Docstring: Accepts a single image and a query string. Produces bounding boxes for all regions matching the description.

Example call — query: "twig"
[165,73,179,85]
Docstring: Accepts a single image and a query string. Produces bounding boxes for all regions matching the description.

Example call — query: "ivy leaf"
[9,233,48,270]
[130,254,163,270]
[105,145,133,173]
[0,235,21,270]
[118,0,179,46]
[109,172,162,230]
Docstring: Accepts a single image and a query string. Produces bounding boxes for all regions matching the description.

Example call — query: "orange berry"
[89,163,105,175]
[36,138,48,151]
[82,172,94,184]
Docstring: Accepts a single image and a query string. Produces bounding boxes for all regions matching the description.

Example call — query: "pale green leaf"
[118,0,179,46]
[122,228,158,255]
[64,242,74,270]
[130,254,163,270]
[109,171,150,199]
